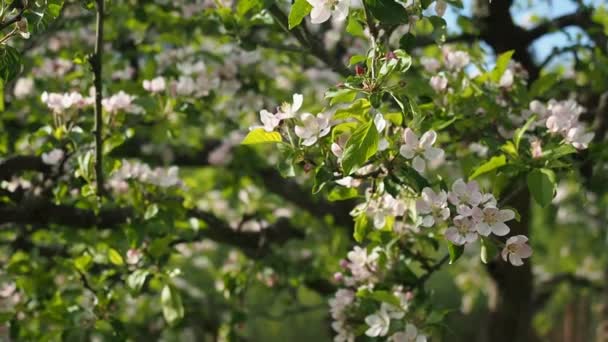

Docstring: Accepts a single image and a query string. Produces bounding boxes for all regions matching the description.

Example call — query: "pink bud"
[333,272,343,282]
[386,51,396,60]
[339,259,349,268]
[405,291,414,301]
[355,65,365,76]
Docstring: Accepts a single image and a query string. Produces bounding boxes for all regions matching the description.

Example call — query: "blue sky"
[440,0,605,68]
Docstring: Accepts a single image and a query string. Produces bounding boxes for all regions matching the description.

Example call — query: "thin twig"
[0,6,25,32]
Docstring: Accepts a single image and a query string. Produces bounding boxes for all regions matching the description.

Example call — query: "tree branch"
[0,155,50,181]
[0,6,26,32]
[92,0,105,196]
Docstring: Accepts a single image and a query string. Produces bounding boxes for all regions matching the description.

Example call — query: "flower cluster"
[109,160,182,191]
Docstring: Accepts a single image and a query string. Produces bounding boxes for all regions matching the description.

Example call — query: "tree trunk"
[485,187,537,342]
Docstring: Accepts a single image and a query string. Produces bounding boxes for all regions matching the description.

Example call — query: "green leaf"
[365,290,402,307]
[349,55,367,66]
[144,203,159,220]
[469,155,507,179]
[364,0,408,24]
[341,120,379,175]
[74,254,93,272]
[542,144,577,160]
[428,16,447,44]
[480,237,498,264]
[326,88,358,106]
[513,114,537,151]
[161,284,184,325]
[527,168,556,207]
[313,164,333,194]
[127,269,150,293]
[241,128,282,144]
[530,73,560,98]
[447,242,464,264]
[0,45,22,82]
[491,50,514,82]
[108,248,125,266]
[288,0,312,29]
[328,186,359,201]
[392,166,430,193]
[333,98,371,120]
[354,213,369,243]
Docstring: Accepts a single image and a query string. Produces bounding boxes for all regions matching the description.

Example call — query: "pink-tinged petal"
[400,145,415,159]
[440,207,451,220]
[420,130,437,148]
[421,215,435,227]
[292,93,303,112]
[509,254,524,266]
[476,222,491,236]
[465,232,478,243]
[294,125,307,139]
[501,247,509,262]
[331,143,343,157]
[374,213,386,229]
[416,199,431,214]
[445,228,464,245]
[471,206,484,221]
[517,244,533,258]
[333,0,350,21]
[491,222,510,236]
[302,137,317,146]
[424,147,444,161]
[457,204,472,217]
[452,179,466,196]
[498,209,515,222]
[412,156,426,173]
[310,6,332,24]
[319,126,331,137]
[448,192,459,205]
[405,324,418,339]
[403,128,419,147]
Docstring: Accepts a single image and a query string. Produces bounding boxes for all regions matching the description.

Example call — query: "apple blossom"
[102,91,137,114]
[444,50,470,71]
[430,74,448,92]
[307,0,350,24]
[374,113,387,132]
[13,78,34,99]
[391,323,427,342]
[566,125,594,150]
[416,187,450,227]
[41,149,65,165]
[399,128,444,173]
[447,179,482,209]
[364,307,392,337]
[277,93,303,119]
[143,77,166,93]
[501,235,533,266]
[295,112,332,146]
[420,57,440,73]
[472,206,515,236]
[445,215,478,245]
[499,69,514,88]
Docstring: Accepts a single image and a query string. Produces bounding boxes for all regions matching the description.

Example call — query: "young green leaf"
[469,155,507,180]
[161,284,185,325]
[108,248,125,266]
[341,120,379,175]
[127,269,150,293]
[448,242,464,264]
[491,50,515,82]
[288,0,312,29]
[242,128,282,144]
[364,0,408,24]
[527,168,556,207]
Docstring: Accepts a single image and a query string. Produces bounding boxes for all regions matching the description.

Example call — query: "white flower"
[41,149,64,165]
[143,76,166,93]
[331,134,349,159]
[420,57,440,73]
[368,193,406,229]
[258,110,281,132]
[447,179,482,209]
[399,128,444,173]
[346,246,380,284]
[472,206,514,236]
[445,215,477,245]
[430,74,448,92]
[501,235,532,266]
[177,61,206,75]
[416,187,450,227]
[364,307,391,337]
[295,112,331,146]
[307,0,350,24]
[14,78,34,99]
[499,69,514,88]
[435,0,447,17]
[277,93,303,119]
[444,50,470,71]
[329,289,355,320]
[175,76,196,96]
[374,113,387,132]
[391,323,427,342]
[126,249,142,265]
[566,125,594,150]
[102,91,137,114]
[545,99,584,134]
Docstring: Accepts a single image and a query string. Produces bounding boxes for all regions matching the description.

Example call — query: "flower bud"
[355,64,365,76]
[386,51,396,60]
